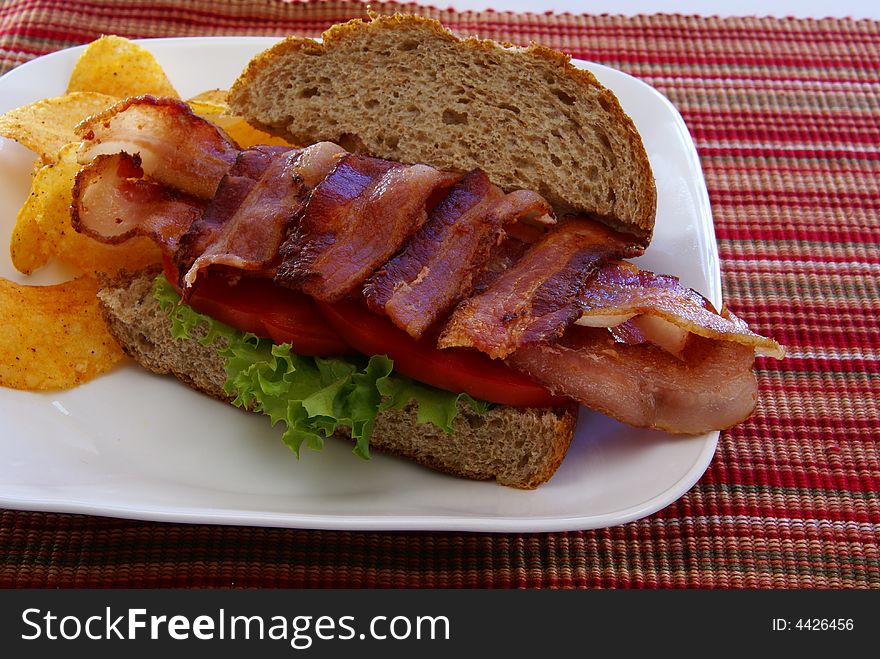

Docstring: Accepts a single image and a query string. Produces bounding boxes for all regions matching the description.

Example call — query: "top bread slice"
[97,269,578,489]
[228,13,656,241]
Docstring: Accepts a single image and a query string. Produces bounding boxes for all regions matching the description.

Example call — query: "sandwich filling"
[152,273,492,459]
[72,96,783,435]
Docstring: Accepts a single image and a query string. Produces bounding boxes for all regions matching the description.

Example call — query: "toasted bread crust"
[97,270,578,489]
[229,13,656,241]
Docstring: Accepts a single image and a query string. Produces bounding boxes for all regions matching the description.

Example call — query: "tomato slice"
[316,298,572,407]
[259,294,354,355]
[162,258,351,356]
[161,258,568,405]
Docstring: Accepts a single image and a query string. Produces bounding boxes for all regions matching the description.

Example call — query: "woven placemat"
[1,0,878,588]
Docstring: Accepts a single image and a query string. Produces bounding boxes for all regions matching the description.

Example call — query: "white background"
[412,1,878,20]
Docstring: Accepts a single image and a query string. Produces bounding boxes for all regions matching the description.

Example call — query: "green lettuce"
[152,274,489,459]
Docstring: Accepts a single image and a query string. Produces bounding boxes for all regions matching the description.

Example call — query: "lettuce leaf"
[152,274,488,459]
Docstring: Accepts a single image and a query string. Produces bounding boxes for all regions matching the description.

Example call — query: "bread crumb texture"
[229,14,656,240]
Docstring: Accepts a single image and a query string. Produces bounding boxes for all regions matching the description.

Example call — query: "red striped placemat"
[1,0,878,588]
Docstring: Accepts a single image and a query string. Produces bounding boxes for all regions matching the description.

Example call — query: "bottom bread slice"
[97,270,579,489]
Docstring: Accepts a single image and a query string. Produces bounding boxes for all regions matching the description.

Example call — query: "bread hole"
[606,188,617,204]
[468,416,487,429]
[135,333,154,351]
[457,97,472,105]
[398,39,419,51]
[550,154,562,167]
[364,98,379,109]
[338,133,366,153]
[595,128,612,152]
[405,104,419,113]
[496,103,521,115]
[553,88,576,106]
[318,76,330,84]
[598,94,613,113]
[550,128,562,139]
[586,164,598,180]
[299,86,319,98]
[385,135,399,149]
[441,108,469,125]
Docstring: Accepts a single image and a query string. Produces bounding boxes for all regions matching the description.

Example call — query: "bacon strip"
[276,153,461,302]
[577,261,785,358]
[178,142,345,291]
[71,152,205,253]
[470,234,532,296]
[507,326,759,434]
[439,217,643,359]
[76,95,238,199]
[173,145,295,275]
[363,170,552,338]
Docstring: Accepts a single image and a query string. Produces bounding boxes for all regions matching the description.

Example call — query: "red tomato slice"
[162,258,351,356]
[316,298,572,408]
[161,258,568,405]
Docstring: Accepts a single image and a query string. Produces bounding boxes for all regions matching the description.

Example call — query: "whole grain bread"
[228,13,656,241]
[97,269,578,489]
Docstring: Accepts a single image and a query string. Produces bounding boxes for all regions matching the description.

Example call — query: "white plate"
[0,37,719,532]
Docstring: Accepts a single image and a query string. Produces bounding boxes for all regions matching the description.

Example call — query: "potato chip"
[0,276,123,390]
[187,88,228,109]
[222,119,295,148]
[9,186,52,275]
[0,91,116,163]
[30,144,162,276]
[67,35,179,99]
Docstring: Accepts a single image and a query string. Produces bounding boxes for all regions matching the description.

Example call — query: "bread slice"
[228,13,656,241]
[97,269,579,489]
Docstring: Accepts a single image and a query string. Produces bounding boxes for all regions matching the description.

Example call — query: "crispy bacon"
[68,100,782,437]
[76,95,238,199]
[275,153,461,302]
[173,145,295,275]
[363,170,553,338]
[71,152,205,252]
[439,217,643,359]
[470,234,531,295]
[508,326,759,434]
[178,142,345,290]
[179,152,308,289]
[577,261,785,358]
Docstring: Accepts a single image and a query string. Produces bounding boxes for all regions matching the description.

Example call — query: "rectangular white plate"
[0,37,719,532]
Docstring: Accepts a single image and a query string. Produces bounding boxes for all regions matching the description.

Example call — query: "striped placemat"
[1,0,878,588]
